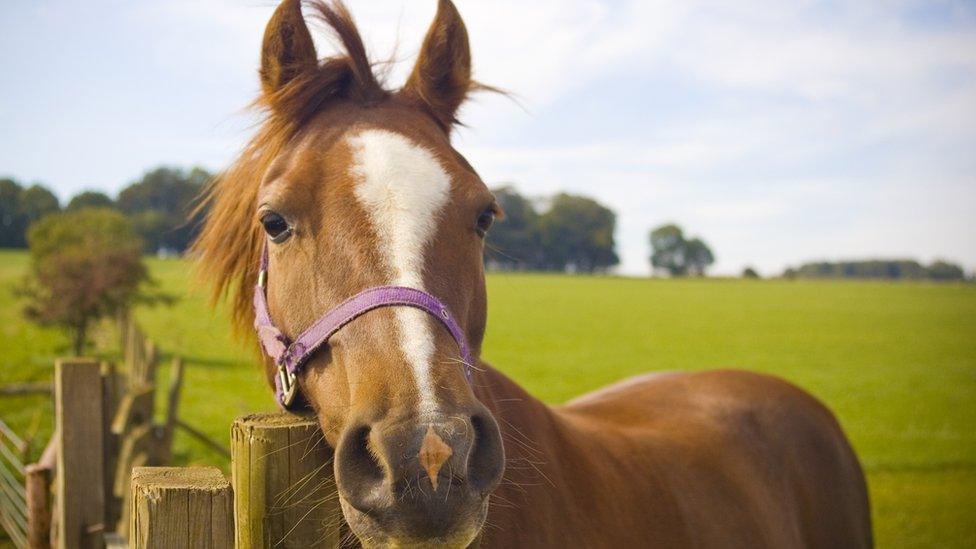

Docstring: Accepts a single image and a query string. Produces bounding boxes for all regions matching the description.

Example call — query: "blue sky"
[1,0,974,276]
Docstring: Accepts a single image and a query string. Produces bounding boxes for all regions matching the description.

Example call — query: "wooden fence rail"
[0,383,51,397]
[0,418,28,548]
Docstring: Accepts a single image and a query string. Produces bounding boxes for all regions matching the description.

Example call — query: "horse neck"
[470,362,679,544]
[469,361,611,534]
[471,361,556,433]
[470,361,572,481]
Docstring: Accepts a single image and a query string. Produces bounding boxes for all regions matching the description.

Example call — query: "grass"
[1,249,974,547]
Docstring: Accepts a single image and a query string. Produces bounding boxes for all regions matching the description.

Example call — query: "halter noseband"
[253,245,474,409]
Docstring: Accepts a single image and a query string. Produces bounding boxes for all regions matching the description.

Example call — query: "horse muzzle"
[334,405,504,545]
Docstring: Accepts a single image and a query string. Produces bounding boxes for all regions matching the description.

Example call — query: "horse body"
[476,367,872,548]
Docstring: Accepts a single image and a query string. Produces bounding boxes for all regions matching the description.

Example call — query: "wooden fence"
[1,319,345,547]
[132,412,344,548]
[6,398,347,548]
[0,319,202,548]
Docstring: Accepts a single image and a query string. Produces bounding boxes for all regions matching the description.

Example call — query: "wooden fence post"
[54,359,105,549]
[100,362,123,532]
[25,436,57,549]
[156,357,184,464]
[129,467,232,549]
[25,464,51,548]
[232,413,342,548]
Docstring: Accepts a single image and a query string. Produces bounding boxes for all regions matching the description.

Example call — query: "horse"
[193,0,873,546]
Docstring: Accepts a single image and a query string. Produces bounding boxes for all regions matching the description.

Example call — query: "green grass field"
[1,249,974,547]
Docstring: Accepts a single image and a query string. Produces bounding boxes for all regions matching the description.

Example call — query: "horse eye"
[475,209,495,237]
[261,212,292,243]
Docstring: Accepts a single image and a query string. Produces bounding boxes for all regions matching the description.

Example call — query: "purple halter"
[253,245,474,409]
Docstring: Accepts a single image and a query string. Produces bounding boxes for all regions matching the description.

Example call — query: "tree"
[0,180,61,248]
[0,178,26,247]
[742,266,760,279]
[649,223,715,277]
[650,224,688,276]
[19,184,61,225]
[485,186,541,269]
[117,166,211,253]
[67,190,115,211]
[17,208,150,355]
[927,260,965,281]
[685,238,715,276]
[538,193,619,273]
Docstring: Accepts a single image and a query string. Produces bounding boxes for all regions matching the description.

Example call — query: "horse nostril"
[467,410,505,494]
[335,424,387,512]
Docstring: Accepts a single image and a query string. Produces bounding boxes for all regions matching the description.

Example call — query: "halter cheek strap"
[253,246,474,409]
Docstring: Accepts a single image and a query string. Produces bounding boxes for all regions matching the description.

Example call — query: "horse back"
[557,369,873,548]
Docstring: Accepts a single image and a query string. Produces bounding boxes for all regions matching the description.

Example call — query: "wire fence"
[0,418,27,548]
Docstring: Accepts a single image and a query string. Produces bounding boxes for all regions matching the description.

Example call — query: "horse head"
[195,1,504,545]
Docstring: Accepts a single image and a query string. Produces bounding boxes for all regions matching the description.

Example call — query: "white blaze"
[349,129,451,417]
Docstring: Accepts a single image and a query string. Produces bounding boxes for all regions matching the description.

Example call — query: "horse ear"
[260,0,318,97]
[400,0,472,131]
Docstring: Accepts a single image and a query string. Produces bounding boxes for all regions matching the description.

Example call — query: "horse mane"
[191,0,393,337]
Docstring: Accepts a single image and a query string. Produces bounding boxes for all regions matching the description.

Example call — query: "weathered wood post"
[157,357,185,464]
[129,467,233,549]
[25,435,58,548]
[25,463,52,548]
[232,413,342,548]
[100,361,123,532]
[54,358,105,549]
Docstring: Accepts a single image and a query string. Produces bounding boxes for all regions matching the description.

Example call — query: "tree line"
[2,170,969,281]
[782,260,967,281]
[1,166,211,254]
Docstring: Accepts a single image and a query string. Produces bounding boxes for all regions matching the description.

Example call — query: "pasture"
[1,249,974,548]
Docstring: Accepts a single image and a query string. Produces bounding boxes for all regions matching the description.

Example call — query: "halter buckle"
[258,269,267,289]
[278,363,299,408]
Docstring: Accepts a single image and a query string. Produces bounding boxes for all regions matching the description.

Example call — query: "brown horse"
[194,0,872,547]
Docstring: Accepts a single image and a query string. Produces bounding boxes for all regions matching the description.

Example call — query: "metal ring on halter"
[277,363,299,408]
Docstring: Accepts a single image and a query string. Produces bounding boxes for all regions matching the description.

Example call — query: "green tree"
[685,238,715,276]
[927,260,965,281]
[0,180,61,248]
[538,193,619,273]
[649,223,715,277]
[17,209,150,355]
[117,166,211,253]
[0,178,26,247]
[19,184,61,225]
[742,266,760,279]
[67,190,115,211]
[649,224,688,276]
[485,186,541,270]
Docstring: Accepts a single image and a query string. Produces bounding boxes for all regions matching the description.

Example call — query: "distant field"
[1,249,974,547]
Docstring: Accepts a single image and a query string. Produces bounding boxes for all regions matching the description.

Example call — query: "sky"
[1,0,974,276]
